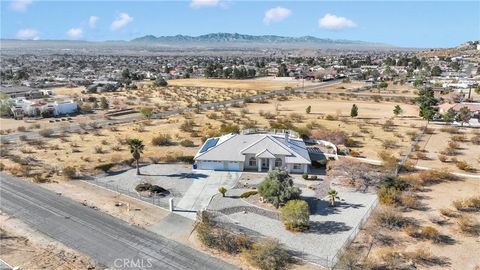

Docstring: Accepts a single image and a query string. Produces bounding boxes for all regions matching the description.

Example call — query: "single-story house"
[10,97,77,118]
[438,102,480,116]
[194,131,311,173]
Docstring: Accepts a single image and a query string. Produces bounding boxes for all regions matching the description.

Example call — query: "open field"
[348,176,480,269]
[167,77,307,90]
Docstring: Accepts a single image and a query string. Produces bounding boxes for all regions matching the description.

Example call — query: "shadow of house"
[308,221,352,234]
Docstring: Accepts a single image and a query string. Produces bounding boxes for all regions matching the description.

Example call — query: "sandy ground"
[167,77,307,90]
[0,212,100,270]
[415,125,480,174]
[0,113,103,132]
[352,177,480,269]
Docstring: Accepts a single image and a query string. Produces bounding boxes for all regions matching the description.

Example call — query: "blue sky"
[1,0,479,48]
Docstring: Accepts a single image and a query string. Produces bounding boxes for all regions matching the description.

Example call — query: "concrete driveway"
[175,170,241,219]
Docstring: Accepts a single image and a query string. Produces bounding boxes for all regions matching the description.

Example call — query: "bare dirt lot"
[167,77,306,90]
[0,212,100,270]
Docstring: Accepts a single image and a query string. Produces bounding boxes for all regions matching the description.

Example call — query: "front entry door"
[261,159,268,169]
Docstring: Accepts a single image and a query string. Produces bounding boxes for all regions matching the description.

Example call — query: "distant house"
[194,130,311,173]
[10,97,77,118]
[438,102,480,118]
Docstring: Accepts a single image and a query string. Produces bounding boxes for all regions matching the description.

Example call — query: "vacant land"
[167,77,306,90]
[347,177,479,269]
[0,212,99,270]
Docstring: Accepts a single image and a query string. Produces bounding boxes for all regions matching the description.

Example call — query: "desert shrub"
[378,186,399,205]
[197,213,252,254]
[180,120,195,132]
[94,163,115,173]
[280,200,310,232]
[63,166,76,179]
[240,190,258,198]
[373,207,411,229]
[345,137,358,147]
[421,226,441,242]
[438,154,448,162]
[451,134,467,142]
[111,145,122,151]
[439,208,459,218]
[39,128,54,137]
[32,173,47,183]
[348,149,361,157]
[135,183,167,194]
[415,151,427,160]
[416,169,456,185]
[152,134,174,146]
[457,215,480,236]
[180,139,195,147]
[399,193,422,209]
[258,169,301,208]
[452,196,480,212]
[0,162,4,171]
[448,140,460,149]
[149,156,161,164]
[325,114,337,121]
[94,146,104,154]
[218,186,227,197]
[177,155,194,164]
[302,173,308,180]
[220,123,240,134]
[382,139,397,149]
[471,135,480,145]
[455,160,472,171]
[244,239,291,270]
[17,126,27,132]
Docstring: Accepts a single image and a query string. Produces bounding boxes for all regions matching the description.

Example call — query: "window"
[249,157,256,167]
[293,164,301,170]
[274,158,282,167]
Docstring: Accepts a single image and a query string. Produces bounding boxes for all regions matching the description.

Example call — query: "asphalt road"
[0,174,237,270]
[0,79,341,142]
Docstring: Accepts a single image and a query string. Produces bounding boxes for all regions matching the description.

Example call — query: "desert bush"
[452,196,480,212]
[0,162,4,171]
[240,190,258,198]
[416,170,456,185]
[32,173,48,183]
[149,156,161,164]
[345,137,358,147]
[243,239,291,270]
[455,160,472,171]
[180,120,195,132]
[378,186,399,205]
[197,213,252,255]
[438,154,448,162]
[382,139,397,149]
[457,215,480,236]
[421,226,441,242]
[280,200,310,232]
[325,114,337,121]
[448,140,460,149]
[310,129,348,145]
[94,163,115,173]
[17,126,27,132]
[373,207,411,229]
[439,208,459,218]
[415,151,427,160]
[471,135,480,145]
[94,146,104,154]
[451,134,467,142]
[177,155,194,164]
[180,139,195,147]
[39,128,54,137]
[152,134,174,146]
[63,166,76,179]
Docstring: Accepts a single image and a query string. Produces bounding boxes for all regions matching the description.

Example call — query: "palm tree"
[327,189,340,207]
[127,138,145,175]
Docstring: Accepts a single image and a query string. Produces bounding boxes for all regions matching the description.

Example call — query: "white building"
[10,97,77,118]
[194,130,311,173]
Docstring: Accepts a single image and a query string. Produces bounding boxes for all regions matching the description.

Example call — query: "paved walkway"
[175,170,242,219]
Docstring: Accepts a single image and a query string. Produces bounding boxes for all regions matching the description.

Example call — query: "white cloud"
[16,28,39,40]
[263,7,292,25]
[88,16,99,28]
[10,0,32,12]
[67,27,83,39]
[318,14,357,31]
[110,13,133,31]
[190,0,220,8]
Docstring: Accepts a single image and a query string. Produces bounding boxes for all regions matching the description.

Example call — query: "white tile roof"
[194,133,311,164]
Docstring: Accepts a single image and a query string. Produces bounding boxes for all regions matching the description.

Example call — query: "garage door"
[226,162,240,171]
[198,161,224,170]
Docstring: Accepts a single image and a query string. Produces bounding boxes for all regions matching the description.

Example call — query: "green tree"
[153,77,168,87]
[280,200,310,231]
[140,107,154,118]
[456,106,471,126]
[327,189,340,207]
[350,104,358,118]
[122,68,131,80]
[277,63,288,77]
[442,108,456,124]
[258,169,301,208]
[431,66,442,76]
[0,93,12,117]
[100,97,109,110]
[127,138,145,175]
[218,186,227,197]
[305,105,311,114]
[378,81,388,89]
[416,88,438,121]
[393,105,402,116]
